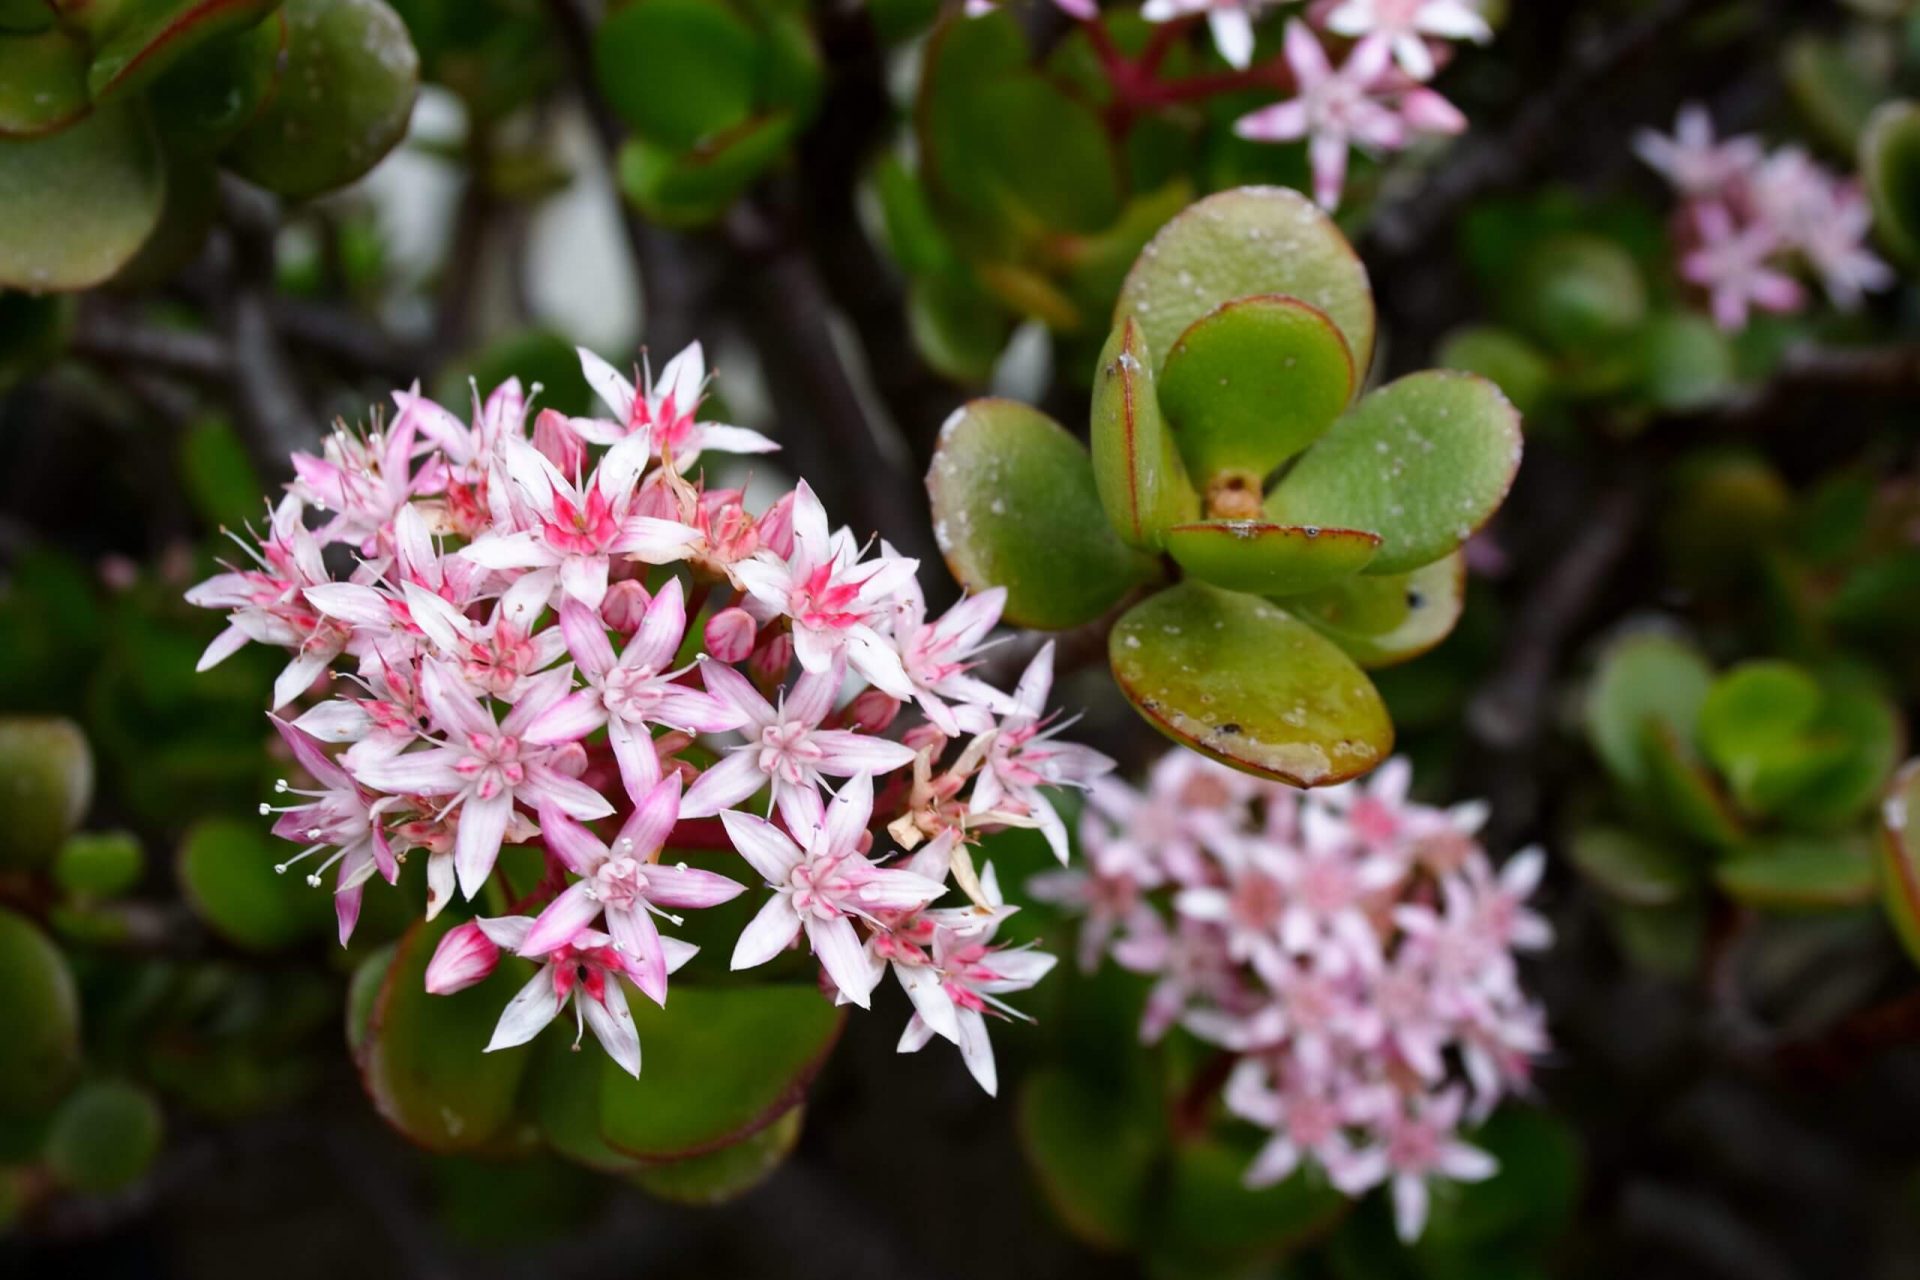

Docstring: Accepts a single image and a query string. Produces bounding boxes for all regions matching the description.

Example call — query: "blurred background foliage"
[9,0,1920,1276]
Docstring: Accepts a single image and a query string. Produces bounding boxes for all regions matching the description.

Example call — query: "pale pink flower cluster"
[1235,4,1486,210]
[1032,752,1549,1242]
[1637,104,1894,330]
[190,342,1112,1085]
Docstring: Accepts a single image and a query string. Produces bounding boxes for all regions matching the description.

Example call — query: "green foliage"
[0,0,418,291]
[54,831,145,899]
[1863,99,1920,262]
[0,717,94,871]
[177,818,335,952]
[929,187,1519,786]
[44,1079,164,1193]
[0,909,82,1114]
[630,1104,805,1204]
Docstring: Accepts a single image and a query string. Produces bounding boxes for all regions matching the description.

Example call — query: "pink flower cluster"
[1032,752,1550,1242]
[1235,3,1488,210]
[1637,104,1894,330]
[189,342,1112,1087]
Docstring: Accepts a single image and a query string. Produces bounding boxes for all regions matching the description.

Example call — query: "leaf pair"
[928,187,1519,785]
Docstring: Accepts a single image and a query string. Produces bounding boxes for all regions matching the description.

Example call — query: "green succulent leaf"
[0,717,92,871]
[1018,1067,1161,1250]
[0,99,164,290]
[615,112,797,227]
[1157,294,1356,483]
[359,916,537,1153]
[1714,833,1878,912]
[1863,100,1920,264]
[1583,631,1714,799]
[1879,760,1920,968]
[1785,33,1884,155]
[1634,312,1735,413]
[177,817,334,952]
[1090,316,1197,550]
[1699,663,1901,825]
[927,398,1159,629]
[1639,720,1745,851]
[970,74,1119,237]
[1436,326,1553,419]
[1567,825,1698,907]
[223,0,419,200]
[1109,582,1392,787]
[45,1080,164,1193]
[907,271,1012,383]
[1116,186,1376,379]
[595,0,759,150]
[1265,371,1522,576]
[631,1105,805,1205]
[1289,553,1466,669]
[596,984,843,1160]
[0,29,89,137]
[1166,520,1379,597]
[1153,1135,1350,1269]
[1507,233,1647,354]
[54,830,144,898]
[81,0,280,105]
[147,12,286,152]
[0,908,80,1113]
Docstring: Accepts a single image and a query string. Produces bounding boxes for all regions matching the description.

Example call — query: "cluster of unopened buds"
[1032,752,1550,1242]
[1637,103,1893,330]
[188,341,1115,1091]
[987,0,1492,210]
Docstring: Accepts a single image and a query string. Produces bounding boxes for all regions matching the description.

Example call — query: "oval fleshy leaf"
[615,113,798,228]
[1640,720,1745,851]
[1109,582,1392,787]
[631,1106,805,1204]
[177,817,334,951]
[1290,552,1465,669]
[0,908,80,1112]
[1018,1066,1161,1251]
[83,0,279,105]
[1863,100,1920,263]
[223,0,419,200]
[0,100,164,291]
[927,398,1159,630]
[1714,834,1877,912]
[595,0,759,151]
[1265,371,1523,576]
[1166,520,1378,597]
[1115,186,1376,380]
[1157,295,1355,482]
[0,30,89,137]
[1879,760,1920,967]
[1090,317,1196,550]
[45,1080,163,1194]
[148,12,286,152]
[359,916,537,1154]
[597,984,843,1160]
[1155,1136,1350,1268]
[0,717,92,870]
[1584,631,1714,799]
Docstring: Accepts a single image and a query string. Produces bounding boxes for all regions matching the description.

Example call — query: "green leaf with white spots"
[1265,371,1522,576]
[927,398,1159,630]
[1109,582,1392,787]
[1090,316,1196,550]
[1166,520,1379,597]
[1157,294,1355,482]
[1115,185,1376,380]
[1290,553,1466,669]
[223,0,419,200]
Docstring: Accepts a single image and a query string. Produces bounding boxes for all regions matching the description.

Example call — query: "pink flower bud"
[532,408,586,476]
[902,721,949,757]
[845,689,902,735]
[425,920,500,995]
[749,630,794,694]
[602,580,653,635]
[548,740,589,779]
[704,608,757,663]
[757,491,797,559]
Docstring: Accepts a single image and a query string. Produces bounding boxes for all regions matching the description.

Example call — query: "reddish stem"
[1080,14,1296,133]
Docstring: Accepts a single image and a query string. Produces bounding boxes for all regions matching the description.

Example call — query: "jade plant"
[1573,630,1902,972]
[928,185,1523,787]
[0,0,420,292]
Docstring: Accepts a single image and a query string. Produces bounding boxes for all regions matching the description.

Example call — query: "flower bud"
[704,608,757,663]
[902,721,949,757]
[749,631,794,694]
[548,740,589,779]
[532,408,586,477]
[846,689,902,735]
[602,580,653,635]
[424,920,500,995]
